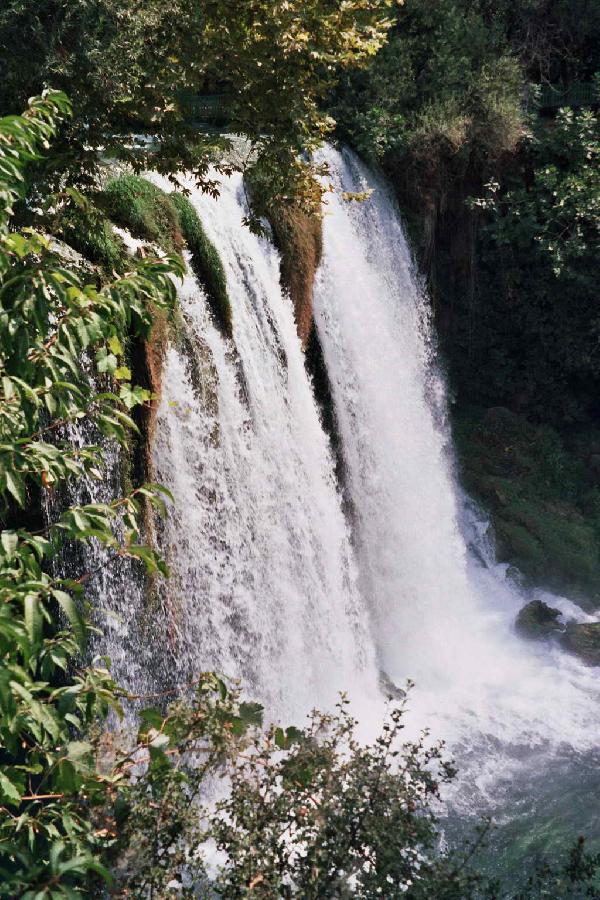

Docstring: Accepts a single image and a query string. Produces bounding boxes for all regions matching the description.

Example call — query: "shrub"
[0,92,180,897]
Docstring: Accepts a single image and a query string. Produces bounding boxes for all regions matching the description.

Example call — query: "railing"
[177,92,232,128]
[535,82,598,112]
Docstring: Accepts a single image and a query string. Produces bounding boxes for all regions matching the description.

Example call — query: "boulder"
[379,671,406,701]
[560,622,600,666]
[515,600,563,639]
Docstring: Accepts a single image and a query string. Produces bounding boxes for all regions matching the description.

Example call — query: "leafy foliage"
[210,698,478,899]
[0,92,181,897]
[0,0,395,213]
[331,0,525,178]
[458,108,600,422]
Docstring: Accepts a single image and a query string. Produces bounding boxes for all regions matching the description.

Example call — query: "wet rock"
[560,622,600,666]
[379,671,406,701]
[515,600,563,639]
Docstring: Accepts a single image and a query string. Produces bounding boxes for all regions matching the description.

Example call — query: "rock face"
[515,600,600,667]
[455,407,600,610]
[515,600,563,639]
[560,622,600,666]
[379,671,406,701]
[270,206,323,348]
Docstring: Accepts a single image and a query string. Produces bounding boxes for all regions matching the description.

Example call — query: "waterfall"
[74,150,600,848]
[147,173,380,723]
[313,147,600,823]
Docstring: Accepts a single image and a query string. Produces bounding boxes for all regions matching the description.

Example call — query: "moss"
[455,407,600,608]
[170,192,232,338]
[101,174,183,257]
[54,202,129,276]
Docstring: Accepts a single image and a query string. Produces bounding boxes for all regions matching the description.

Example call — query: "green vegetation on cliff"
[171,192,233,337]
[332,0,599,425]
[332,0,600,596]
[456,408,600,606]
[102,174,183,257]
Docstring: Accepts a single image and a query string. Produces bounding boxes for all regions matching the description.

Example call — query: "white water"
[313,147,600,812]
[149,172,380,723]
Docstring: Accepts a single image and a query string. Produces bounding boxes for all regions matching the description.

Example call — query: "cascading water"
[148,172,380,723]
[75,148,599,870]
[313,146,600,858]
[47,372,153,699]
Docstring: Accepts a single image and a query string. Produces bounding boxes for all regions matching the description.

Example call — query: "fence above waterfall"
[178,92,232,130]
[527,81,599,113]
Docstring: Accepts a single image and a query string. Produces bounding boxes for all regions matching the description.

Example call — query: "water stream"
[149,172,380,724]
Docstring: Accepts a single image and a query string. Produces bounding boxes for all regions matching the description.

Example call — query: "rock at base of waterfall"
[515,600,563,639]
[379,671,406,701]
[560,622,600,666]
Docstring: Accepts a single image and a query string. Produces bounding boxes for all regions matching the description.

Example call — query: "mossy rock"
[170,192,232,338]
[244,164,322,346]
[560,622,600,666]
[455,407,600,608]
[266,203,322,347]
[515,600,563,640]
[101,174,183,257]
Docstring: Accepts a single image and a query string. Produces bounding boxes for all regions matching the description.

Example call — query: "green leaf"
[239,702,264,728]
[108,335,123,355]
[52,590,86,651]
[0,770,23,805]
[6,471,25,506]
[1,530,18,555]
[24,594,42,645]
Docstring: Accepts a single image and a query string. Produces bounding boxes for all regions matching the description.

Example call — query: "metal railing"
[536,82,598,111]
[178,92,232,127]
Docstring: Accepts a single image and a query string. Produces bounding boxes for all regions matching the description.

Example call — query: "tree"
[0,0,396,212]
[460,107,600,421]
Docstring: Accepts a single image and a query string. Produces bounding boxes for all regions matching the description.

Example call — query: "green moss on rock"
[455,407,600,608]
[561,622,600,666]
[102,174,183,257]
[170,192,232,337]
